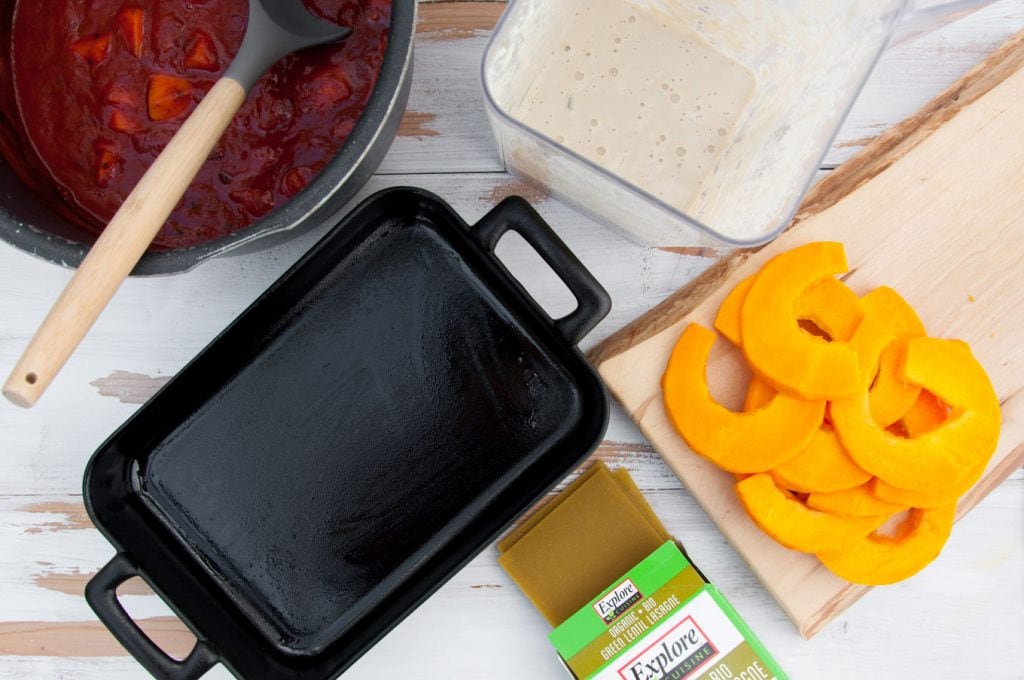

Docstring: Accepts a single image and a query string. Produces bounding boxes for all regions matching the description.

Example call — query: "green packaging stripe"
[586,585,789,680]
[564,567,708,677]
[704,586,789,680]
[549,541,690,659]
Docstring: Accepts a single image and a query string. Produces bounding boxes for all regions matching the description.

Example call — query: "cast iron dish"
[84,188,611,679]
[0,0,415,276]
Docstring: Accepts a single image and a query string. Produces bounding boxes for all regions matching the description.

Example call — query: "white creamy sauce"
[512,0,757,222]
[498,0,901,242]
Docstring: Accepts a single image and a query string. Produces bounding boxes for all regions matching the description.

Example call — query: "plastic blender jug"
[481,0,996,247]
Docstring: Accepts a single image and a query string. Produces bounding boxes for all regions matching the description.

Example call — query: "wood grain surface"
[0,2,1022,678]
[594,29,1024,639]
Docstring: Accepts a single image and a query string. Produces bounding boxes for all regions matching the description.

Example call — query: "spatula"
[3,1,351,408]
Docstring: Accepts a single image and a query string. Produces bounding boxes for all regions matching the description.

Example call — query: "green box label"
[550,543,788,680]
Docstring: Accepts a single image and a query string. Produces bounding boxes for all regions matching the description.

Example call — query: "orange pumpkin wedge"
[71,34,112,65]
[832,338,1000,491]
[740,242,859,400]
[902,390,948,437]
[749,330,920,432]
[870,454,988,509]
[185,31,220,71]
[771,427,871,494]
[663,324,825,473]
[714,275,753,346]
[747,376,868,493]
[117,7,145,58]
[903,337,1000,422]
[743,376,776,412]
[806,483,907,518]
[847,288,925,431]
[147,74,193,121]
[664,240,998,586]
[848,287,925,388]
[735,474,887,553]
[816,505,956,585]
[717,273,862,347]
[794,277,864,342]
[870,340,922,427]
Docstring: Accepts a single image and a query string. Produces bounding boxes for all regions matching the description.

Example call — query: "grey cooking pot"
[0,0,415,276]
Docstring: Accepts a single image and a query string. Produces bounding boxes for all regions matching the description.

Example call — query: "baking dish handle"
[474,197,611,345]
[86,553,219,680]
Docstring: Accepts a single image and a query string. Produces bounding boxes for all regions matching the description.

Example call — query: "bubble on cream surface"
[510,0,757,230]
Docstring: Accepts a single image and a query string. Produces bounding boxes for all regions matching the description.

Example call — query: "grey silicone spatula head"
[225,0,353,91]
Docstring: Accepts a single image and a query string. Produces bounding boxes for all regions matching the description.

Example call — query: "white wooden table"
[2,3,1022,678]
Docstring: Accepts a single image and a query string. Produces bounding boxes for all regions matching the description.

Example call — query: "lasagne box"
[549,542,788,680]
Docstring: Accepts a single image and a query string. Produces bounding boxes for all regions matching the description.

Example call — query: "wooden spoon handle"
[3,77,247,408]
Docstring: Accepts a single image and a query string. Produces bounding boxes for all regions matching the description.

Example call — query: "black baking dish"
[83,187,611,680]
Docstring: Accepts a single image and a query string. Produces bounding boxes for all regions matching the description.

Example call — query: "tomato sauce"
[7,0,390,249]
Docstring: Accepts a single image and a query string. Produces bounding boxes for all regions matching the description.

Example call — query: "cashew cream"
[510,0,757,229]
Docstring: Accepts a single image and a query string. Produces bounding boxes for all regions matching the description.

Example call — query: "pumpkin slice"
[806,483,907,518]
[714,275,753,346]
[715,272,862,347]
[902,390,948,437]
[903,337,1000,422]
[71,34,112,65]
[870,453,988,508]
[117,7,145,57]
[771,427,871,494]
[740,242,859,400]
[747,377,867,493]
[185,31,219,71]
[816,505,956,585]
[832,338,1000,491]
[749,346,916,431]
[147,75,192,121]
[743,376,776,412]
[794,277,864,342]
[850,288,924,427]
[859,286,926,337]
[734,474,886,553]
[94,146,120,187]
[663,324,825,473]
[847,288,925,428]
[869,340,922,427]
[848,287,925,389]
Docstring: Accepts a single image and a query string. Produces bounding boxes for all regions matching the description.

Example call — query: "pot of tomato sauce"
[0,0,414,275]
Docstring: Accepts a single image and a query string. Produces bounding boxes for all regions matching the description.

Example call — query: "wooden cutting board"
[590,31,1024,639]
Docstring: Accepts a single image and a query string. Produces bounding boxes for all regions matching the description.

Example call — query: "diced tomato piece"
[71,34,112,65]
[302,67,352,111]
[281,167,314,198]
[103,83,137,108]
[331,118,355,141]
[108,110,140,133]
[184,32,219,71]
[117,8,145,57]
[254,97,294,132]
[147,74,192,121]
[95,147,120,187]
[229,188,274,218]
